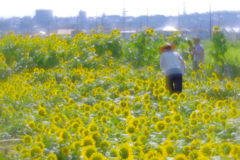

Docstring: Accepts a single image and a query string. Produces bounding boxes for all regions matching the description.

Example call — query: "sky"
[0,0,239,18]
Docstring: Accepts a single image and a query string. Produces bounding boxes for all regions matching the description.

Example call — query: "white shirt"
[194,43,204,62]
[160,51,186,76]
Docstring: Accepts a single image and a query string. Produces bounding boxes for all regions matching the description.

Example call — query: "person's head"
[159,43,175,54]
[193,37,200,45]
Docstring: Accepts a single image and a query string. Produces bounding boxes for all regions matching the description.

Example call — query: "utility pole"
[209,0,212,39]
[178,4,180,31]
[77,15,79,31]
[130,20,131,34]
[48,21,50,36]
[102,13,104,29]
[66,18,68,34]
[123,0,126,38]
[96,14,97,30]
[183,1,186,15]
[147,8,149,29]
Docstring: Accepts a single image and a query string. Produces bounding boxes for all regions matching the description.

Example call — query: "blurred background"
[0,0,239,39]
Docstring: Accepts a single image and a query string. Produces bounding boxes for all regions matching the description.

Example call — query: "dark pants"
[193,61,199,70]
[166,74,182,94]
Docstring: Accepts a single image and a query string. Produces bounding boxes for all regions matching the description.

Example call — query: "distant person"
[159,43,186,94]
[190,37,204,70]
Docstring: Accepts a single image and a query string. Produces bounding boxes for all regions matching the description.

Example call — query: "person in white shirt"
[159,43,186,94]
[190,37,204,70]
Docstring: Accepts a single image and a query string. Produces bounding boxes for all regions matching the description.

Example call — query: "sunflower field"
[0,28,240,160]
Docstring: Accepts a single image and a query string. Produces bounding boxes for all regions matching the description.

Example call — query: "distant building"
[180,28,191,37]
[35,10,53,23]
[190,29,209,40]
[57,27,74,35]
[155,26,177,36]
[120,30,136,39]
[78,10,87,30]
[221,27,240,40]
[34,10,53,32]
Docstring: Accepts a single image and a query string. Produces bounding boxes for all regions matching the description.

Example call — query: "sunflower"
[82,145,97,159]
[145,149,162,159]
[182,129,191,137]
[90,152,106,160]
[215,100,223,109]
[81,136,95,147]
[38,107,47,118]
[170,93,178,100]
[59,129,72,141]
[60,145,71,155]
[100,140,110,150]
[182,146,190,155]
[150,116,159,124]
[21,152,31,159]
[110,148,119,158]
[14,144,23,152]
[200,143,212,157]
[198,62,204,69]
[71,122,80,129]
[116,122,125,130]
[139,135,148,145]
[231,145,240,158]
[145,30,151,34]
[119,143,134,160]
[189,118,198,126]
[143,93,150,100]
[149,156,164,160]
[178,93,186,100]
[47,153,58,160]
[218,112,228,122]
[129,118,140,127]
[122,109,131,118]
[173,113,182,123]
[164,144,175,156]
[226,82,233,90]
[131,135,138,142]
[213,86,219,93]
[167,133,178,141]
[174,154,188,160]
[126,125,136,135]
[37,141,45,150]
[213,26,220,32]
[198,92,207,100]
[23,135,32,145]
[164,116,171,124]
[30,146,43,158]
[72,141,81,150]
[88,123,98,132]
[28,121,35,129]
[153,89,160,96]
[188,150,199,159]
[155,121,166,132]
[202,112,211,123]
[220,142,232,156]
[119,100,128,108]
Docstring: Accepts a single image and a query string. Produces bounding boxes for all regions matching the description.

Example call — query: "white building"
[57,27,74,35]
[221,27,240,40]
[155,26,177,36]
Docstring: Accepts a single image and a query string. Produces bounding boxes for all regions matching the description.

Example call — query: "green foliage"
[126,29,165,67]
[209,26,228,77]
